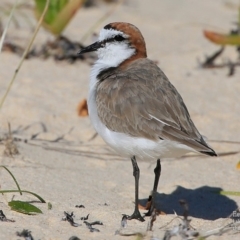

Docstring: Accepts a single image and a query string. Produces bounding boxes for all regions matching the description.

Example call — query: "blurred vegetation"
[202,6,240,76]
[204,7,240,46]
[0,0,120,63]
[0,0,84,35]
[0,0,118,36]
[0,166,45,215]
[35,0,85,35]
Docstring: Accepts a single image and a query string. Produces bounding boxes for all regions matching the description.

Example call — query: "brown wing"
[96,58,216,155]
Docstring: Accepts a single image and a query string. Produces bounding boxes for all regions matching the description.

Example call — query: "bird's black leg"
[127,156,145,222]
[145,159,161,216]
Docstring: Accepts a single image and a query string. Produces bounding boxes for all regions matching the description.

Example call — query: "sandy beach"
[0,0,240,239]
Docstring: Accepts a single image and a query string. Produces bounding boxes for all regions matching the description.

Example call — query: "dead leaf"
[138,195,165,215]
[236,161,240,170]
[138,195,152,210]
[77,99,88,117]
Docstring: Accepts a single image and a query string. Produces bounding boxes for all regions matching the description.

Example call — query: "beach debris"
[62,211,103,232]
[115,214,148,237]
[48,202,52,210]
[2,42,27,57]
[69,236,81,240]
[200,46,240,76]
[83,220,103,232]
[16,229,34,240]
[199,209,240,238]
[163,200,199,240]
[121,214,128,228]
[200,47,225,68]
[2,123,19,157]
[75,204,85,208]
[98,202,109,206]
[232,208,240,219]
[80,213,89,220]
[3,36,96,64]
[62,211,81,227]
[37,36,96,63]
[0,210,15,222]
[147,208,158,231]
[114,215,128,235]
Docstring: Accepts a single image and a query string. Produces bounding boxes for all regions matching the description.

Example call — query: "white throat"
[96,43,135,68]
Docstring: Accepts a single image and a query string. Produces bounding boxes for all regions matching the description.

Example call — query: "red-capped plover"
[79,22,217,222]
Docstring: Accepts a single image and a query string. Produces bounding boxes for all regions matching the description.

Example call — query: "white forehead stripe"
[99,28,128,41]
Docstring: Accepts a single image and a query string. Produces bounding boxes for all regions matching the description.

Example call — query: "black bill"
[78,41,103,54]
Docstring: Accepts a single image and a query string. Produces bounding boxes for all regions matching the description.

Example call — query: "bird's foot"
[125,210,145,222]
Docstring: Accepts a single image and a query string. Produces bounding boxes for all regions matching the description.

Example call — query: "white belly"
[88,85,194,160]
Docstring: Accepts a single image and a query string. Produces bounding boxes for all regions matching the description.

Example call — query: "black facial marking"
[102,34,126,45]
[114,35,125,42]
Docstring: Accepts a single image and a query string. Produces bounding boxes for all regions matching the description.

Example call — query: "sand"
[0,0,239,239]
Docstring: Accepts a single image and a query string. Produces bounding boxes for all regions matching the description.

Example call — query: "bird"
[78,22,217,222]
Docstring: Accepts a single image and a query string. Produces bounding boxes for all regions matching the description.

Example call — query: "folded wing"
[96,58,216,156]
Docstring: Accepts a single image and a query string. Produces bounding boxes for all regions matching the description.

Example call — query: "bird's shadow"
[139,185,238,220]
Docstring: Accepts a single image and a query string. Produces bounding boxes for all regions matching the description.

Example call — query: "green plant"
[203,7,240,45]
[34,0,85,35]
[0,166,46,214]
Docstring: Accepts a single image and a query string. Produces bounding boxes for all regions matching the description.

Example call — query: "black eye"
[114,35,125,42]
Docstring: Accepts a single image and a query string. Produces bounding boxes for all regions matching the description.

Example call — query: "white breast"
[88,63,195,160]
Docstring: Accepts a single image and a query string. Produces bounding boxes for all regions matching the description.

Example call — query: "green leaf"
[0,190,46,203]
[8,200,43,215]
[35,0,69,24]
[34,0,84,35]
[204,30,240,46]
[0,166,22,195]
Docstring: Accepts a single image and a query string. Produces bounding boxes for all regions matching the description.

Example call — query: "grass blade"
[0,190,46,203]
[213,190,240,196]
[0,0,19,53]
[0,0,50,110]
[0,165,22,195]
